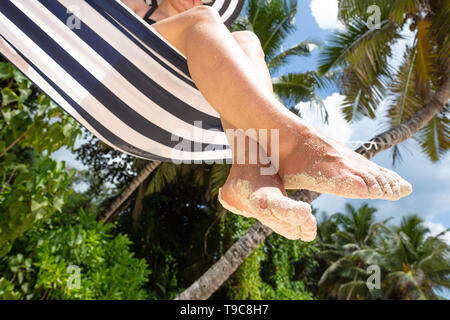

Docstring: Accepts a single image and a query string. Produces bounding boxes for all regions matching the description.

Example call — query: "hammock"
[0,0,245,162]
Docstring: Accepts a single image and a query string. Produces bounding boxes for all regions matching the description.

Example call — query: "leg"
[220,31,316,241]
[151,6,412,200]
[230,31,273,95]
[152,6,295,157]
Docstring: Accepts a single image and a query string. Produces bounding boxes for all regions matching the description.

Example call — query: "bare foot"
[218,164,316,241]
[278,124,413,200]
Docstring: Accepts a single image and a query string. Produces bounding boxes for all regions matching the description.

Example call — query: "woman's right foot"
[277,123,413,200]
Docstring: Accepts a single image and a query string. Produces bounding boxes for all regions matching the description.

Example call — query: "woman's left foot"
[218,164,316,241]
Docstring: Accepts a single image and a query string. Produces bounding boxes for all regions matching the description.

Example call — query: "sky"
[51,0,450,296]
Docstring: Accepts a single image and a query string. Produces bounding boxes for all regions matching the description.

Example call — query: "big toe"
[380,168,413,198]
[299,214,317,242]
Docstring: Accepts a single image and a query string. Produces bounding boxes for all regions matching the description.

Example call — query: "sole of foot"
[218,179,317,241]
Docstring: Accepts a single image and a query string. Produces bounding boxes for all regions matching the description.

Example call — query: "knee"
[187,5,222,24]
[232,31,265,59]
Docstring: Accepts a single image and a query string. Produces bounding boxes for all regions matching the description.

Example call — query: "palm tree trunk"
[176,74,450,300]
[131,177,150,232]
[346,261,362,300]
[175,221,273,300]
[101,161,161,222]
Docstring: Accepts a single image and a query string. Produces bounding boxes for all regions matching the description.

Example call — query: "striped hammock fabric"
[0,0,245,163]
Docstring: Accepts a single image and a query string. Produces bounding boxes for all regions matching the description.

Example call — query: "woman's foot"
[278,123,412,200]
[218,164,317,241]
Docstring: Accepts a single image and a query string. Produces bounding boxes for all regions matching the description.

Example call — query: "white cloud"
[424,222,450,245]
[307,43,318,52]
[296,92,352,143]
[310,0,344,30]
[389,22,416,70]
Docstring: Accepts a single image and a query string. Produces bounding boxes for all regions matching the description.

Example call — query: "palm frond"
[319,18,400,121]
[337,280,370,300]
[268,41,317,72]
[246,0,298,59]
[416,105,450,162]
[387,0,418,24]
[338,0,417,26]
[352,248,384,266]
[430,0,450,62]
[387,46,422,127]
[146,162,179,195]
[272,72,323,109]
[208,164,231,199]
[319,256,351,286]
[415,18,437,94]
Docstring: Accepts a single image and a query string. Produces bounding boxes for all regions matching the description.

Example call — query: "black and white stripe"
[149,0,245,27]
[0,0,241,162]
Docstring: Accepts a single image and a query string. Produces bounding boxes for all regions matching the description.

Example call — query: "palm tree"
[380,215,450,299]
[101,160,161,222]
[318,204,388,299]
[320,0,450,163]
[179,0,450,300]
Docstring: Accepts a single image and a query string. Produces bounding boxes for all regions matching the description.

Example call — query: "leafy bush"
[0,208,150,300]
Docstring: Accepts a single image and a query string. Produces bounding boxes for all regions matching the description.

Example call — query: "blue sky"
[52,0,450,297]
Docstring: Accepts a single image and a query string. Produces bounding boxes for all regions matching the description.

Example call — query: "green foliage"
[225,212,317,300]
[321,0,450,162]
[0,61,81,258]
[244,0,298,59]
[0,208,150,300]
[317,204,450,300]
[0,61,149,300]
[259,234,316,300]
[379,215,450,299]
[0,62,81,157]
[0,157,73,258]
[73,132,137,201]
[228,242,265,300]
[319,18,399,121]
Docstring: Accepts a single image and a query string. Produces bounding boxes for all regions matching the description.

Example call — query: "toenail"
[259,197,268,209]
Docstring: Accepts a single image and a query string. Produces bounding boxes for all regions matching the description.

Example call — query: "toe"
[356,172,383,199]
[373,171,394,199]
[260,195,312,226]
[385,172,401,200]
[299,228,317,242]
[335,173,369,199]
[380,168,412,198]
[258,213,303,240]
[400,180,412,196]
[299,215,317,242]
[254,196,316,241]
